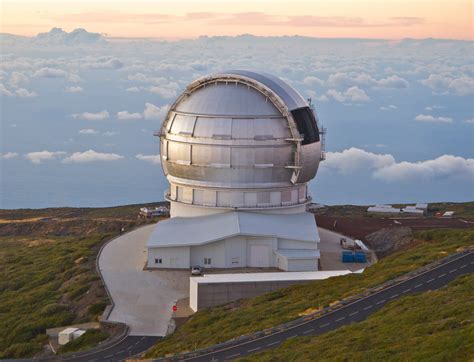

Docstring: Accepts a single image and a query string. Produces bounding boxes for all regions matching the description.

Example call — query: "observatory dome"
[158,70,323,213]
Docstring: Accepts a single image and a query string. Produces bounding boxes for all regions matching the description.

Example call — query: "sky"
[0,2,473,209]
[2,0,473,40]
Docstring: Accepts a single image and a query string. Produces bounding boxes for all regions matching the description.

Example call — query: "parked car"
[191,266,202,276]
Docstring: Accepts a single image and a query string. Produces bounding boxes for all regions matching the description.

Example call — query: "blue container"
[354,251,367,263]
[342,251,354,263]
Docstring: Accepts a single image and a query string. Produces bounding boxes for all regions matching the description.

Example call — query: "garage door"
[249,245,270,267]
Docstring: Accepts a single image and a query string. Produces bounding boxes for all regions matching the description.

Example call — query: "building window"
[204,258,212,265]
[155,258,162,264]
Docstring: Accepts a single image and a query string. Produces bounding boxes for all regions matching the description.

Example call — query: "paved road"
[178,251,474,361]
[61,336,160,361]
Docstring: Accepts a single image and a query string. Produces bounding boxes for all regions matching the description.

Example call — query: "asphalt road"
[180,251,474,361]
[60,336,160,361]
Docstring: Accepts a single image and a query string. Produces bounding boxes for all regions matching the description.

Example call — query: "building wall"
[148,236,318,270]
[287,258,318,271]
[147,246,190,268]
[278,238,318,250]
[224,236,247,267]
[190,240,227,268]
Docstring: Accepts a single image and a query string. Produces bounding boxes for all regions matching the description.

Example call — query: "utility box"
[72,329,86,339]
[354,251,367,263]
[342,251,354,263]
[58,328,78,345]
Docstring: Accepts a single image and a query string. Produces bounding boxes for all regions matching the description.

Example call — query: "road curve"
[163,251,474,361]
[60,336,160,361]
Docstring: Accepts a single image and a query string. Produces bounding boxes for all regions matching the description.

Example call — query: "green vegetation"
[0,234,109,359]
[244,273,474,361]
[0,203,155,359]
[57,329,109,355]
[145,228,474,358]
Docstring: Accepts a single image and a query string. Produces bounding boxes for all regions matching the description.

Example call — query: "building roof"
[190,270,351,284]
[274,249,320,260]
[147,211,319,248]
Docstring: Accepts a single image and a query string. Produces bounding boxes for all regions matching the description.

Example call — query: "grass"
[145,228,474,358]
[0,202,154,359]
[57,329,109,355]
[0,234,110,359]
[244,273,474,362]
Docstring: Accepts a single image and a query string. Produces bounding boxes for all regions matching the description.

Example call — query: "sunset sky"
[2,0,472,40]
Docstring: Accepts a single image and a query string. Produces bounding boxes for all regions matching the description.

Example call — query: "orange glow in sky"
[1,0,473,40]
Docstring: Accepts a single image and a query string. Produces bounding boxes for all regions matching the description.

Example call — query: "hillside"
[0,202,164,359]
[244,273,474,361]
[144,228,474,358]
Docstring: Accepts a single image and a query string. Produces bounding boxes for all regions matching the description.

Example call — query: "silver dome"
[158,71,322,210]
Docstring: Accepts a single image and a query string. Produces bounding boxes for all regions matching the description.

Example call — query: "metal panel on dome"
[221,70,309,111]
[176,82,281,116]
[194,117,232,138]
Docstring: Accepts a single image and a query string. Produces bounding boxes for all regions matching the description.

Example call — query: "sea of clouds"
[1,28,473,208]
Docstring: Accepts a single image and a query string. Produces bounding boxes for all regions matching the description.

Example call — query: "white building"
[147,70,324,272]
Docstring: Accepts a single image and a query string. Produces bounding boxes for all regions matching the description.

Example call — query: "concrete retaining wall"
[190,279,310,311]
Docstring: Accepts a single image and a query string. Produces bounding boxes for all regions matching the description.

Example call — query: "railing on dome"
[320,126,327,161]
[307,98,326,162]
[164,191,312,210]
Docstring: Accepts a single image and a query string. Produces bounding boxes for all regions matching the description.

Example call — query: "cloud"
[420,74,474,96]
[1,83,37,97]
[117,111,143,120]
[34,27,105,46]
[15,88,37,97]
[65,86,83,93]
[148,85,178,99]
[0,83,14,96]
[136,154,161,164]
[464,119,474,124]
[10,71,29,86]
[62,149,123,163]
[414,114,453,123]
[303,76,324,87]
[102,131,117,136]
[0,152,19,159]
[326,72,408,89]
[374,155,474,182]
[375,75,409,89]
[82,57,124,70]
[379,104,397,111]
[323,148,395,174]
[78,128,98,134]
[323,148,474,182]
[33,67,81,82]
[326,86,370,103]
[126,86,140,92]
[143,102,169,121]
[25,150,66,164]
[72,110,109,120]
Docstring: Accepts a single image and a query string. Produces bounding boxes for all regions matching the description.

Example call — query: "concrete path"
[99,224,189,336]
